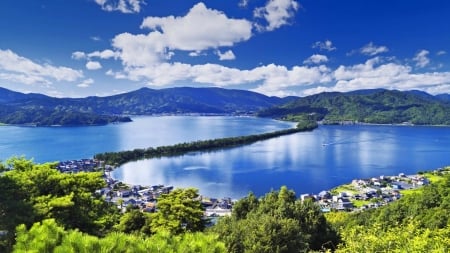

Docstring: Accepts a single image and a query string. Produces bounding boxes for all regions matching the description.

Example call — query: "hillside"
[56,87,293,115]
[2,86,450,126]
[0,87,295,126]
[258,89,450,125]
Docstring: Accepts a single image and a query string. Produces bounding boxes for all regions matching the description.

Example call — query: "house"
[300,193,314,202]
[117,190,131,198]
[318,190,332,200]
[391,183,402,190]
[336,198,353,211]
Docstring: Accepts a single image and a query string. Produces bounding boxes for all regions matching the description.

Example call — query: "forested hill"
[258,89,450,125]
[2,86,450,126]
[0,86,294,126]
[76,87,295,115]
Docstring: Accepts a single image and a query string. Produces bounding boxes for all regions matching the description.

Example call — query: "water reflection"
[0,116,294,163]
[114,125,450,198]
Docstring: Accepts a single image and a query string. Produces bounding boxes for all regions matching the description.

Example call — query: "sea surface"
[2,116,450,198]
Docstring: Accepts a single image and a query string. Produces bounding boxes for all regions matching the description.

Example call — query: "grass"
[351,199,372,208]
[399,188,421,196]
[330,184,358,195]
[423,173,444,184]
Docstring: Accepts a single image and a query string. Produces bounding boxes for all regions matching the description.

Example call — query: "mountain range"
[1,86,450,126]
[258,89,450,125]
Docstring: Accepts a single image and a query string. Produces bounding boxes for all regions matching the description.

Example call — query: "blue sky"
[1,0,450,98]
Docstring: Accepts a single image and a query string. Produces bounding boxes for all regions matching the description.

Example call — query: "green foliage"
[0,157,119,252]
[259,89,450,125]
[336,222,450,252]
[115,209,151,235]
[151,188,206,235]
[0,105,131,126]
[13,219,226,253]
[211,186,339,252]
[341,174,450,230]
[330,174,450,252]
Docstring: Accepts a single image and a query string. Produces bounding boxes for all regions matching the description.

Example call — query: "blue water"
[2,116,450,198]
[0,116,294,163]
[112,123,450,198]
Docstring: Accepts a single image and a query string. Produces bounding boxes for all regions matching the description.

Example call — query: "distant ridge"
[1,86,450,126]
[0,86,294,126]
[258,89,450,125]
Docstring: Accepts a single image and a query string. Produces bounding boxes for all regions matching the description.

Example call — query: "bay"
[112,123,450,198]
[0,116,294,163]
[1,116,450,199]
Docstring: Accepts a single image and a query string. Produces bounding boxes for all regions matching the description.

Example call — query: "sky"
[1,0,450,98]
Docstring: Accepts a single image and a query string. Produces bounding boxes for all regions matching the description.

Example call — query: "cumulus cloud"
[254,0,299,31]
[89,3,450,97]
[72,51,87,60]
[110,3,252,68]
[301,57,450,96]
[413,50,430,68]
[0,49,83,85]
[437,50,446,56]
[312,40,336,51]
[86,61,102,70]
[303,54,328,64]
[77,78,94,88]
[189,51,204,57]
[360,42,389,56]
[94,0,144,14]
[140,3,252,52]
[216,50,236,61]
[108,61,331,97]
[87,49,119,59]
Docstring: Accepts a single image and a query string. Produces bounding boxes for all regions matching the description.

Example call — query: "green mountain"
[0,86,293,126]
[258,89,450,125]
[0,87,132,126]
[2,86,450,126]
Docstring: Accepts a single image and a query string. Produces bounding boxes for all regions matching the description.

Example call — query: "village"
[56,158,438,218]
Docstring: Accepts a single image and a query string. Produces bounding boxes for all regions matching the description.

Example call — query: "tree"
[13,219,226,253]
[151,188,205,235]
[115,209,150,235]
[212,186,339,252]
[0,157,119,250]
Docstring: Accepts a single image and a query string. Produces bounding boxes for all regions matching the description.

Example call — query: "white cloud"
[72,51,87,60]
[302,57,450,96]
[91,3,450,97]
[216,50,236,61]
[360,42,389,56]
[77,78,94,88]
[239,0,249,8]
[413,50,430,68]
[254,0,299,31]
[87,49,119,59]
[86,61,102,70]
[94,0,144,14]
[437,50,446,56]
[140,3,252,52]
[189,51,204,57]
[0,49,83,85]
[91,36,101,41]
[108,61,331,96]
[111,3,252,68]
[303,54,328,64]
[312,40,336,51]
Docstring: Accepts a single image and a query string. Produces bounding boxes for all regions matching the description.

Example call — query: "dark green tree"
[115,209,150,235]
[0,157,119,251]
[151,188,205,235]
[212,186,339,252]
